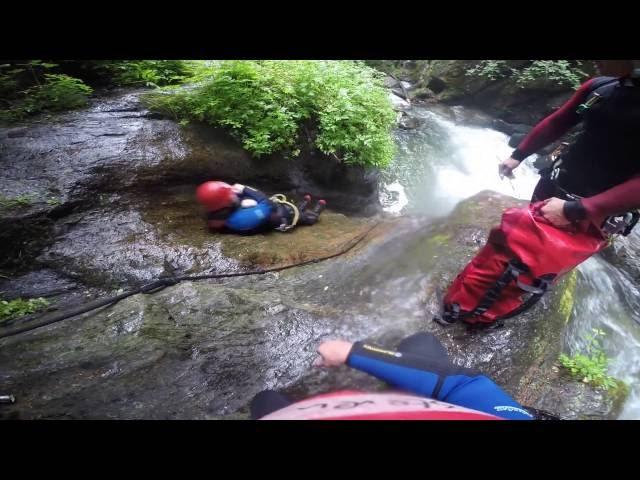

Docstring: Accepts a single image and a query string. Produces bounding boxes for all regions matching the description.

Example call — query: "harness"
[544,77,640,237]
[269,194,300,232]
[546,148,639,236]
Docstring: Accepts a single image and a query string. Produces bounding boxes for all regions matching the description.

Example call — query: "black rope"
[0,223,379,340]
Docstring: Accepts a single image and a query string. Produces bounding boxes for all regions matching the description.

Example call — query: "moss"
[608,380,630,408]
[0,297,50,324]
[428,233,451,247]
[0,194,35,212]
[558,270,578,324]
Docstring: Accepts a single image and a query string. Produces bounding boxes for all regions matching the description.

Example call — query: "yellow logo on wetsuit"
[362,344,402,358]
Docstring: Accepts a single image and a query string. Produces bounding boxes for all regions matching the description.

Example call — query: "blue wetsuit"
[251,332,534,420]
[346,339,533,420]
[224,187,274,234]
[208,186,323,234]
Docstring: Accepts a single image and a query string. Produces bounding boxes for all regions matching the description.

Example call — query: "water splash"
[381,107,539,217]
[381,104,640,418]
[567,256,640,419]
[379,180,409,214]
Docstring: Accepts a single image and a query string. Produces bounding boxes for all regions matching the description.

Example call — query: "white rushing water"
[380,107,539,217]
[381,104,640,418]
[566,246,640,419]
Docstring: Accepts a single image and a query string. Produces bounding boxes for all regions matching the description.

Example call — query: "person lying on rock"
[251,332,535,420]
[196,181,326,235]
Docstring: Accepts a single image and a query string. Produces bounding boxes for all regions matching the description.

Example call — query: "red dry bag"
[437,202,609,326]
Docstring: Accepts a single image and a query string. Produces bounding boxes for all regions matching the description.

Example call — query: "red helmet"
[195,181,236,211]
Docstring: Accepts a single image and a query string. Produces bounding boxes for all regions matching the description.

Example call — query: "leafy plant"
[26,74,93,110]
[0,60,59,98]
[0,194,35,210]
[144,60,396,168]
[516,61,587,89]
[558,328,621,390]
[1,72,93,122]
[0,297,50,324]
[466,60,512,81]
[466,60,589,89]
[106,60,194,88]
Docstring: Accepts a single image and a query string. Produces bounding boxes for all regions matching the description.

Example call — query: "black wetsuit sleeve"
[241,187,269,203]
[346,342,533,420]
[511,78,596,161]
[346,342,476,399]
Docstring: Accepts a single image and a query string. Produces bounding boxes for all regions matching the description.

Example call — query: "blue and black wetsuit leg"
[298,195,311,212]
[397,332,449,357]
[250,390,293,419]
[298,211,321,226]
[347,332,534,420]
[270,196,325,228]
[297,199,326,226]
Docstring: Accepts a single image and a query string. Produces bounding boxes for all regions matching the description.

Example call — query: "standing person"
[499,60,640,234]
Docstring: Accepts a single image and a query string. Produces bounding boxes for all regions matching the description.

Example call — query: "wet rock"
[492,120,532,137]
[450,106,495,128]
[508,133,526,148]
[35,185,377,287]
[600,229,640,282]
[0,89,382,273]
[427,77,447,94]
[0,210,56,272]
[6,128,30,138]
[0,226,397,419]
[390,88,406,99]
[0,269,78,300]
[0,192,624,419]
[389,93,411,111]
[383,76,399,89]
[517,363,627,419]
[410,87,436,101]
[398,113,421,130]
[0,269,106,331]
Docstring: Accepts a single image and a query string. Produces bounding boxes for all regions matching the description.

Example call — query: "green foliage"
[516,61,588,89]
[0,194,63,210]
[0,60,194,123]
[0,194,35,210]
[26,74,93,111]
[0,297,50,324]
[466,60,512,81]
[558,328,622,391]
[144,60,396,168]
[0,60,59,98]
[312,61,397,168]
[0,69,92,122]
[105,60,194,87]
[0,68,21,99]
[466,60,589,89]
